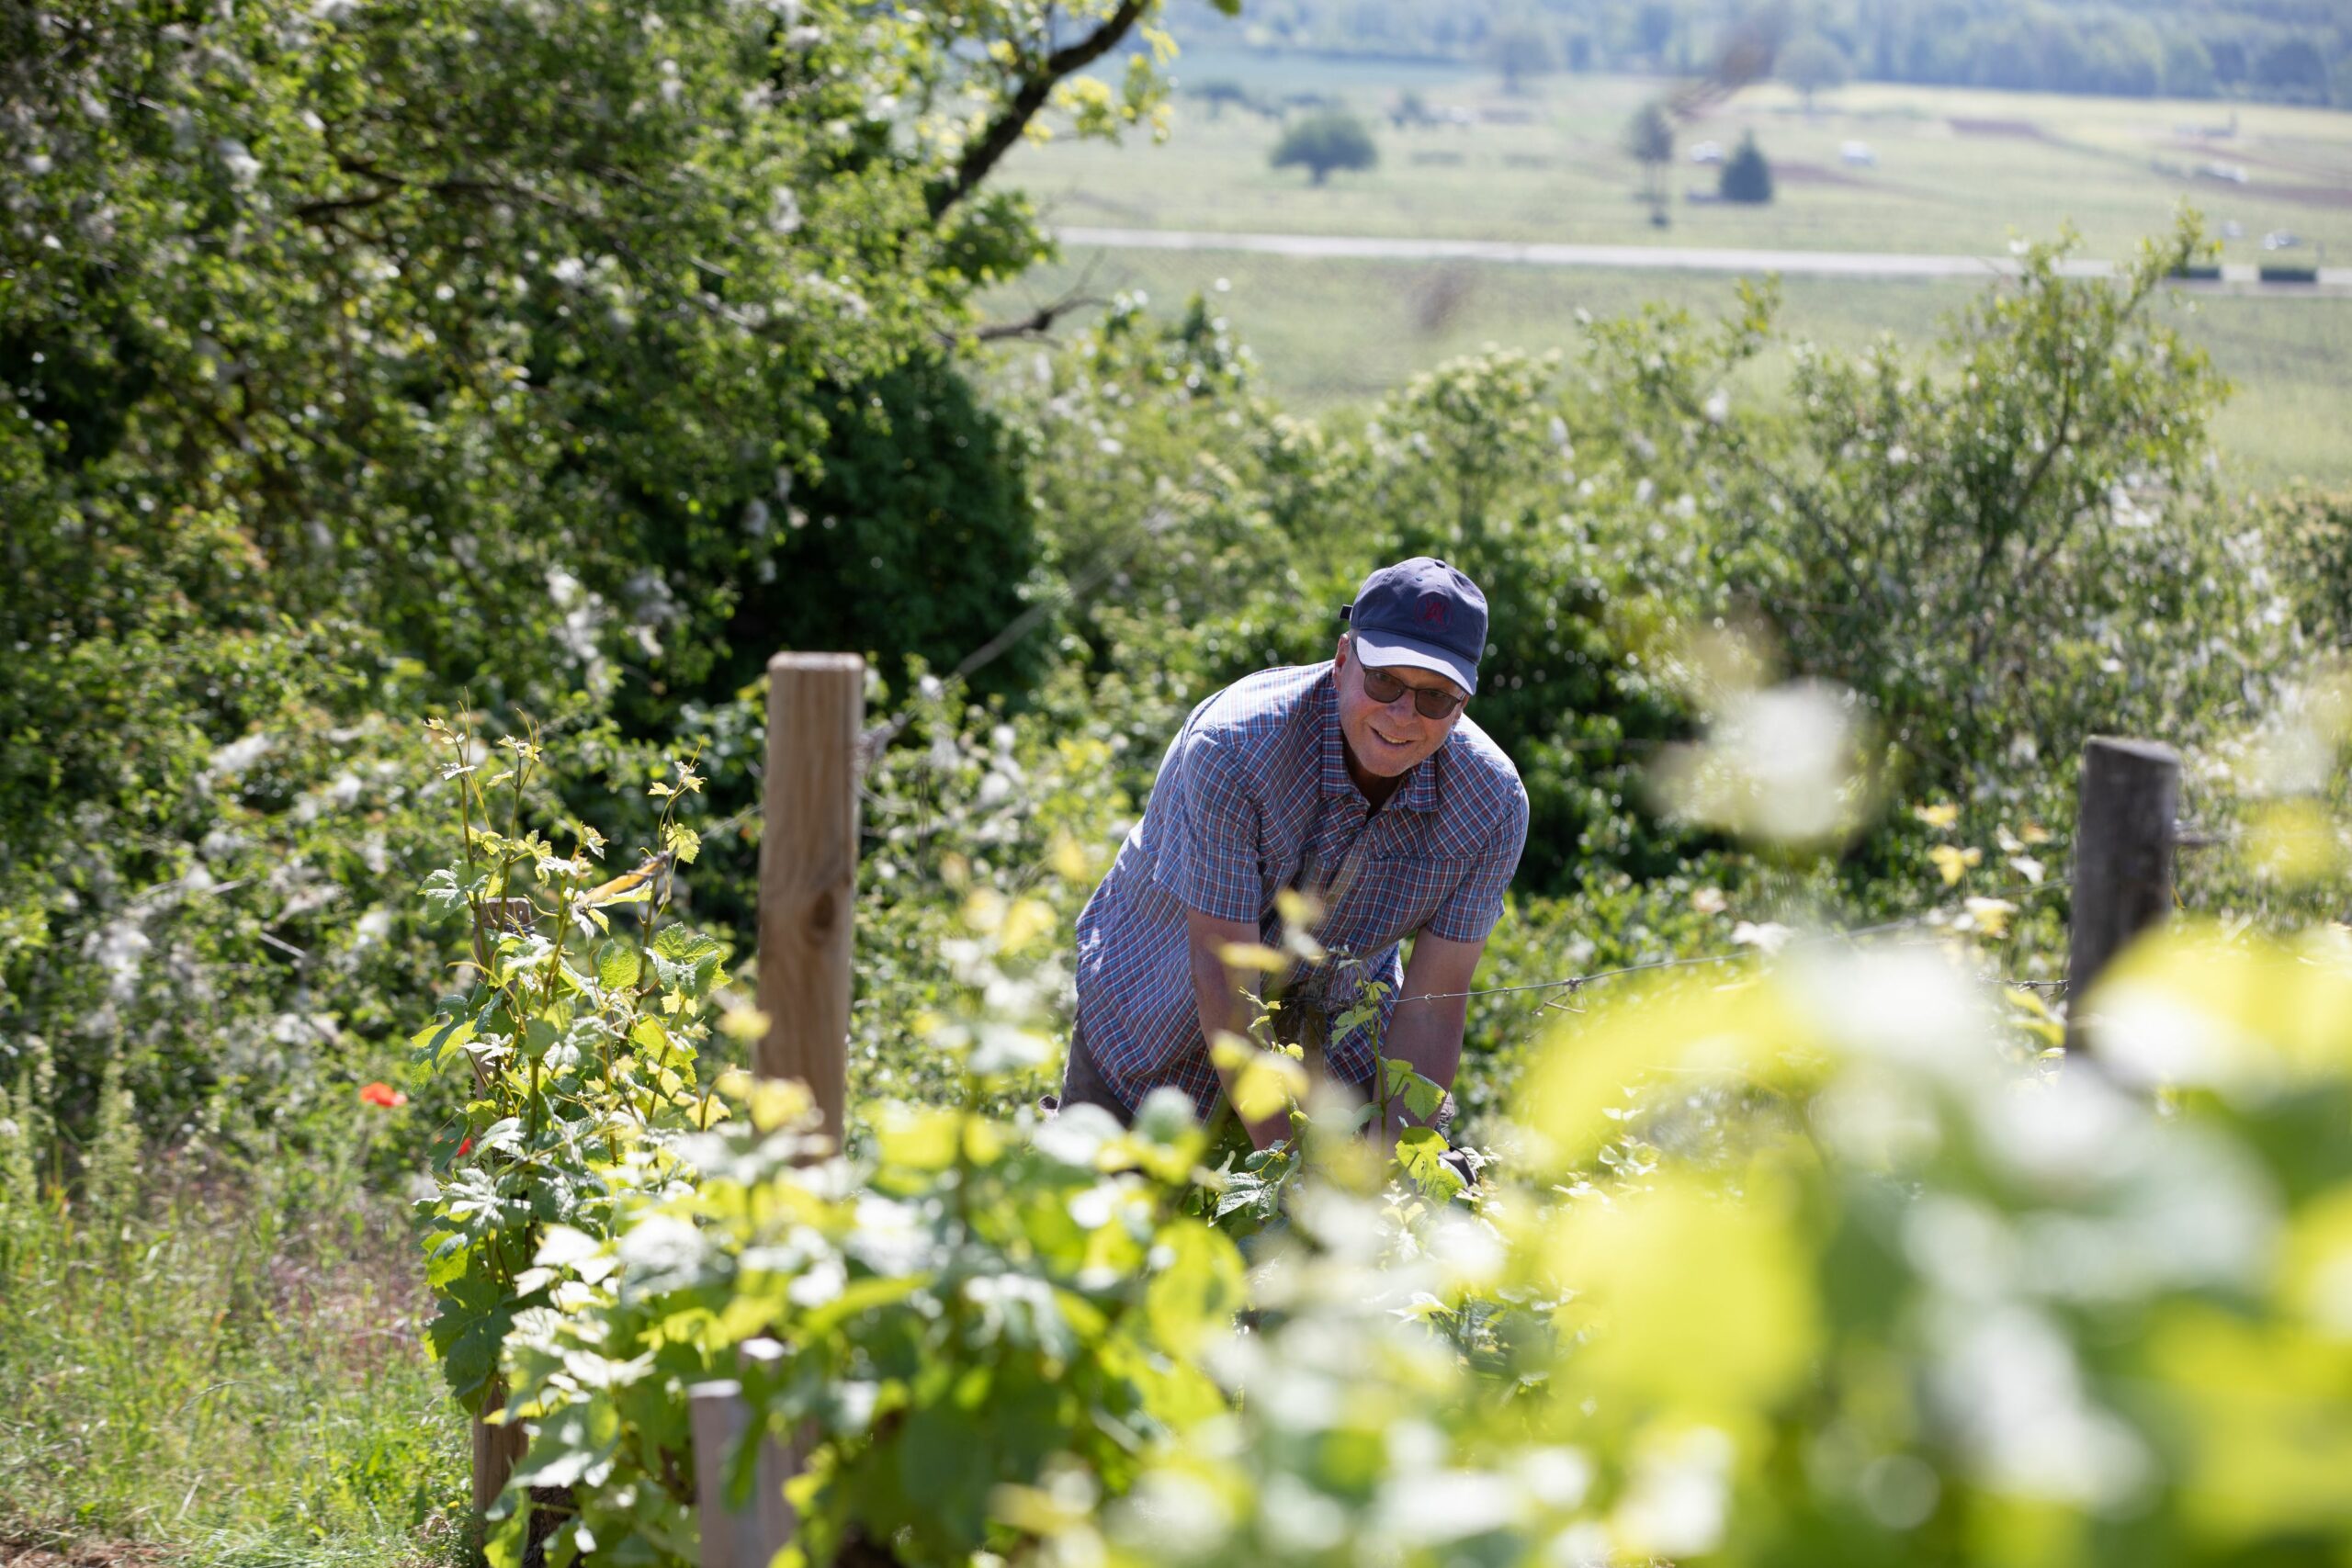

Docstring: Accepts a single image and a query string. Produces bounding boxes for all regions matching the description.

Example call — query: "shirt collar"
[1318,665,1442,813]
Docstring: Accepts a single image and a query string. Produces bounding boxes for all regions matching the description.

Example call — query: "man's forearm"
[1184,912,1291,1149]
[1374,993,1470,1136]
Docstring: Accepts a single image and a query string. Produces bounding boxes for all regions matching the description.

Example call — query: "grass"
[999,225,2352,491]
[0,1132,469,1567]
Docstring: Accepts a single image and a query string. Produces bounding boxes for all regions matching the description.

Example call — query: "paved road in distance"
[1053,225,2352,294]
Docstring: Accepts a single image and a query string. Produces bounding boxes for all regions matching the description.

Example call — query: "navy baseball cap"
[1339,557,1488,695]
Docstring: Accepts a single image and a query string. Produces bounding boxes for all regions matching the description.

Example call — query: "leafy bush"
[0,624,457,1145]
[493,1078,1240,1566]
[1576,218,2259,802]
[409,720,731,1425]
[2260,484,2352,648]
[0,0,1206,712]
[0,0,1219,1156]
[646,355,1051,722]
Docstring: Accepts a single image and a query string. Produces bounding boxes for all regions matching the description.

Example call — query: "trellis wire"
[1398,874,2079,1008]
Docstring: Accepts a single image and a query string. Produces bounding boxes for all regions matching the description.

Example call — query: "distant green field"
[1009,53,2352,262]
[997,249,2352,489]
[995,53,2352,487]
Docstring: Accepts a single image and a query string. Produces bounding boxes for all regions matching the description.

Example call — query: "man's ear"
[1332,634,1351,671]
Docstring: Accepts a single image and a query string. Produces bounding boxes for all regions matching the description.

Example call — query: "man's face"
[1332,634,1467,779]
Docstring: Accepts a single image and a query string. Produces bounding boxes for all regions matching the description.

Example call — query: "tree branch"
[967,291,1110,342]
[928,0,1150,220]
[960,252,1110,343]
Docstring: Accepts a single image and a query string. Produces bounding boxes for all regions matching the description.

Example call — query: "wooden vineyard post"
[471,897,539,1526]
[691,1340,808,1568]
[712,654,858,1565]
[758,652,862,1145]
[2064,737,2180,1056]
[472,1382,528,1519]
[689,1379,754,1568]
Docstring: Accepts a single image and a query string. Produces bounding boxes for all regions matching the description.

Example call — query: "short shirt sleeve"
[1424,789,1530,943]
[1148,732,1263,924]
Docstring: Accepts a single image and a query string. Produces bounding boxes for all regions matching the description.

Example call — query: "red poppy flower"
[359,1081,407,1109]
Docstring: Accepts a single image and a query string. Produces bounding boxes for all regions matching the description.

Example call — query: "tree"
[2256,37,2332,104]
[1635,1,1678,66]
[1625,101,1675,224]
[0,0,1236,1131]
[1720,131,1774,202]
[1489,18,1559,95]
[1193,79,1252,119]
[1272,107,1379,185]
[2164,35,2217,96]
[0,0,1227,706]
[1778,32,1850,112]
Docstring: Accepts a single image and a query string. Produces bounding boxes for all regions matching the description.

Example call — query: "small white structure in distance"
[2264,230,2302,251]
[1840,141,1876,166]
[1690,139,1724,164]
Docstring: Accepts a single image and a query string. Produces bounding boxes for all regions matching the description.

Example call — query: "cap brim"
[1350,627,1477,696]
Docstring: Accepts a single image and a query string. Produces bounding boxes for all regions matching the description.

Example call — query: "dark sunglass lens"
[1362,660,1461,718]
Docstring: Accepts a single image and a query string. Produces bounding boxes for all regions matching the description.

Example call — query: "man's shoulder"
[1438,714,1528,814]
[1183,664,1328,754]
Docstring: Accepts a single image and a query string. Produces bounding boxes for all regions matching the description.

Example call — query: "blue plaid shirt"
[1072,661,1529,1118]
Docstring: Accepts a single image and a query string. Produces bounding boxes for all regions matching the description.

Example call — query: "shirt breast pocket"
[1318,852,1469,953]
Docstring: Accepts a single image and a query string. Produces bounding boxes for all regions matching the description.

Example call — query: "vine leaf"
[1396,1127,1467,1203]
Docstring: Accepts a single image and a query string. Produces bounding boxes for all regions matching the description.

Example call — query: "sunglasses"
[1356,658,1466,719]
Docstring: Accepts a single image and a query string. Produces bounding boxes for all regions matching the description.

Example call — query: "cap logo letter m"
[1419,594,1450,626]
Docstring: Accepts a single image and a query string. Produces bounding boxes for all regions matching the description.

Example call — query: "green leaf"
[898,1397,992,1551]
[662,822,701,865]
[1383,1057,1447,1124]
[534,1223,609,1278]
[512,1401,621,1490]
[1146,1221,1244,1354]
[595,942,641,993]
[425,1270,521,1413]
[410,1012,479,1068]
[474,1118,527,1158]
[421,866,475,912]
[1396,1126,1467,1203]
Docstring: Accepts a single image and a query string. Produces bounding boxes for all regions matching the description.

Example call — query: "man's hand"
[1183,907,1292,1150]
[1374,931,1485,1146]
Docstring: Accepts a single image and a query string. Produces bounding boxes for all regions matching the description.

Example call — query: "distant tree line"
[1173,0,2350,107]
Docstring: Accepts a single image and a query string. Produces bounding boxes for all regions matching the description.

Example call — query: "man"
[1062,557,1529,1148]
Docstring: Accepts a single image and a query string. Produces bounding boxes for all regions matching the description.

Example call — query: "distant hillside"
[1174,0,2348,107]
